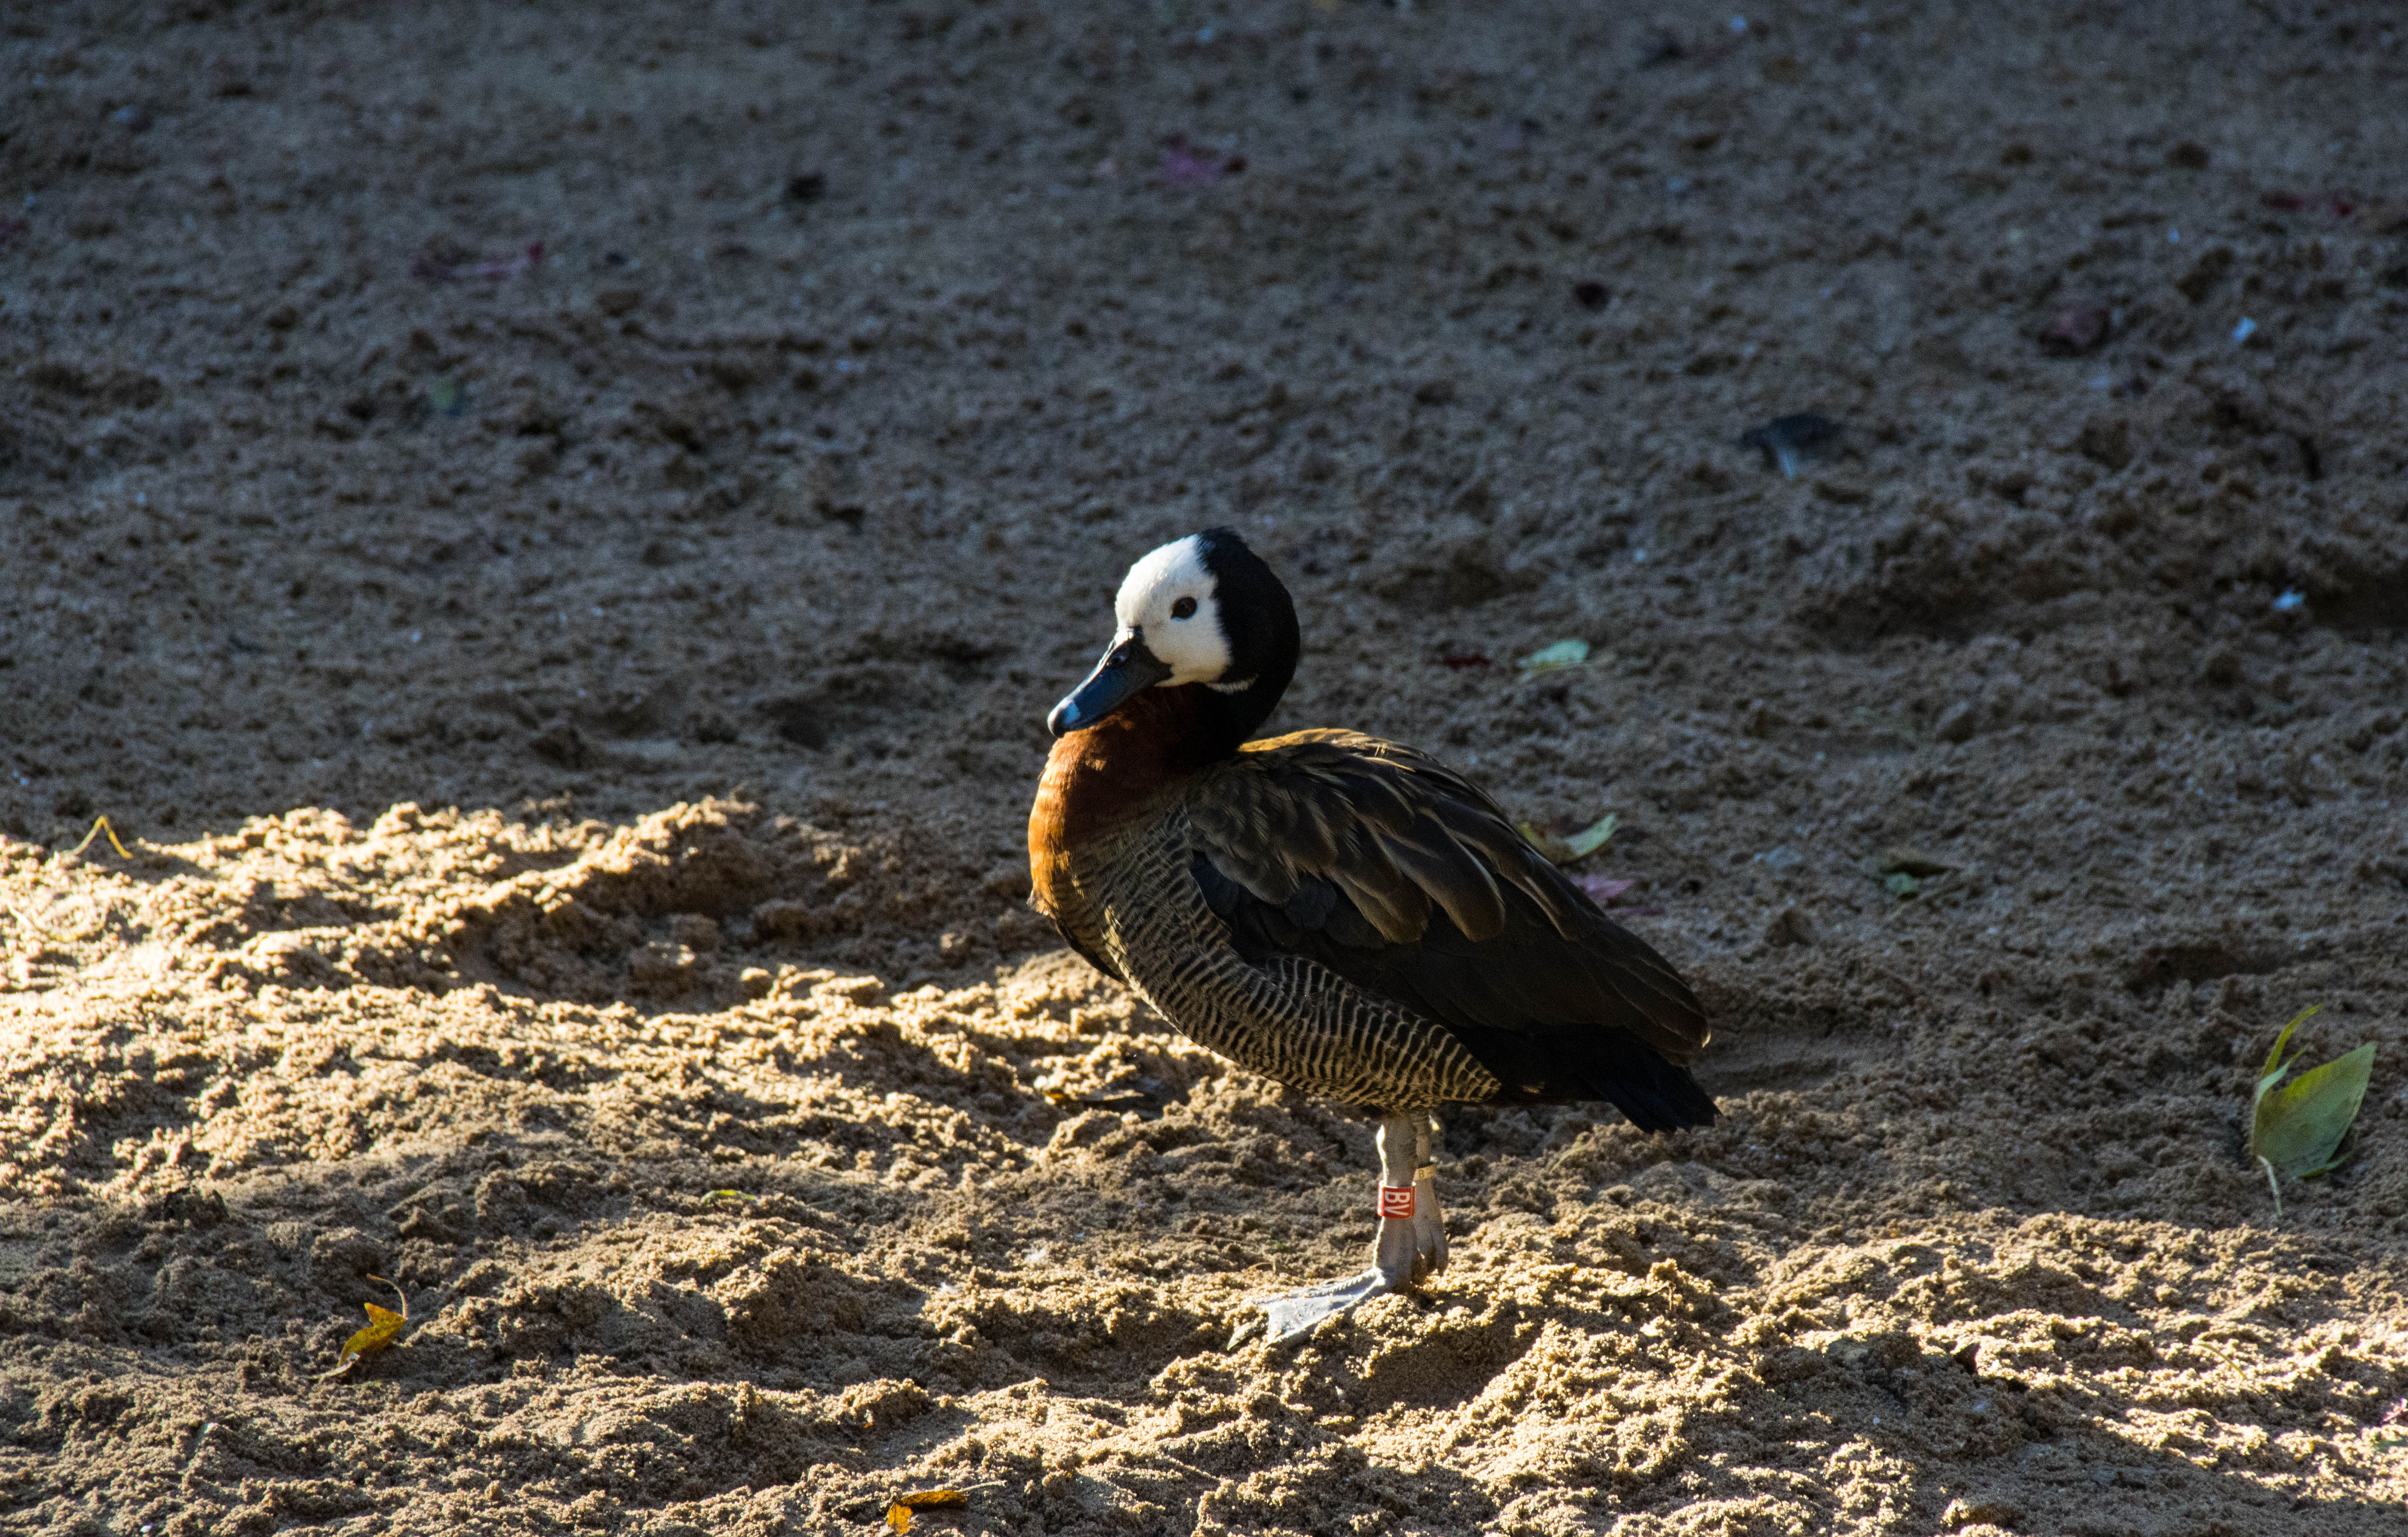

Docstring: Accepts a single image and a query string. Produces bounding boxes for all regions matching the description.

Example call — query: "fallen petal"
[1575,874,1638,904]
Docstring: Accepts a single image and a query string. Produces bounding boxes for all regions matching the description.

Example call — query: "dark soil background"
[3,3,2406,1534]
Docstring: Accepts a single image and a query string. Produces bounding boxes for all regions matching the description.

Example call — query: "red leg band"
[1378,1184,1416,1220]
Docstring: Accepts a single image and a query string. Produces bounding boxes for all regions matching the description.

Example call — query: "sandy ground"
[5,2,2408,1532]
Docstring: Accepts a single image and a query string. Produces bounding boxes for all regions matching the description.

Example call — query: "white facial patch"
[1113,535,1234,686]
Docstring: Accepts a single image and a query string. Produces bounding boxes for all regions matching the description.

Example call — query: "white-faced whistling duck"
[1028,528,1714,1342]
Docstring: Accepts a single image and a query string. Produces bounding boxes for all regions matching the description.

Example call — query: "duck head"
[1047,528,1300,749]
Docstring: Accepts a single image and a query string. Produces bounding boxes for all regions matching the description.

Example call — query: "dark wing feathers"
[1327,851,1427,943]
[1284,876,1337,930]
[1186,730,1713,1127]
[1378,818,1507,940]
[1191,853,1244,920]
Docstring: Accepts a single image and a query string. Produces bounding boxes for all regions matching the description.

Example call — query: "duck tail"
[1575,1030,1719,1133]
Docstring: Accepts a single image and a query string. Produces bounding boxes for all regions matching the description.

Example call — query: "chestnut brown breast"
[1027,687,1227,973]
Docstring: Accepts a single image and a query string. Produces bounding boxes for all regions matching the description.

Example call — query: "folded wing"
[1186,730,1715,1130]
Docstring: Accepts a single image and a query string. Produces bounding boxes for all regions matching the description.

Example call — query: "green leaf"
[1882,872,1921,899]
[1516,639,1590,674]
[1518,813,1616,864]
[2248,1006,2375,1189]
[1560,814,1617,860]
[2253,1043,2376,1179]
[1515,821,1569,863]
[2254,1004,2321,1095]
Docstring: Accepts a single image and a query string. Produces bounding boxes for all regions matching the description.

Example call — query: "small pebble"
[2038,305,2111,355]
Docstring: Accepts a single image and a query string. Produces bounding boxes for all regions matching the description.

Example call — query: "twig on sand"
[69,816,133,860]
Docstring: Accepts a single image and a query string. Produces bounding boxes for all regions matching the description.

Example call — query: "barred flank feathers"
[1051,727,1713,1123]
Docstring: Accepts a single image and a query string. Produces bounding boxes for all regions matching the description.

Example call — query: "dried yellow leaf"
[345,1303,406,1355]
[893,1489,967,1509]
[886,1489,968,1530]
[317,1277,409,1380]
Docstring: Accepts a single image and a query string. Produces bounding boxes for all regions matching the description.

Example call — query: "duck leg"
[1412,1112,1448,1281]
[1252,1112,1441,1344]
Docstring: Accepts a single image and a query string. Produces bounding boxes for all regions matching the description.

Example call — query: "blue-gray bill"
[1048,634,1173,736]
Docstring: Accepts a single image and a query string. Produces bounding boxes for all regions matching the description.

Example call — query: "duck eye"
[1171,596,1197,620]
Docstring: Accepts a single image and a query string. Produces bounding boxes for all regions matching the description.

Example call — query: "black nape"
[1191,528,1299,744]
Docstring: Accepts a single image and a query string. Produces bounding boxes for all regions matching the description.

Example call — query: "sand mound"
[6,796,2405,1532]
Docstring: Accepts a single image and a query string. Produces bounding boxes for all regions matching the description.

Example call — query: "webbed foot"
[1250,1267,1399,1343]
[1245,1112,1447,1345]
